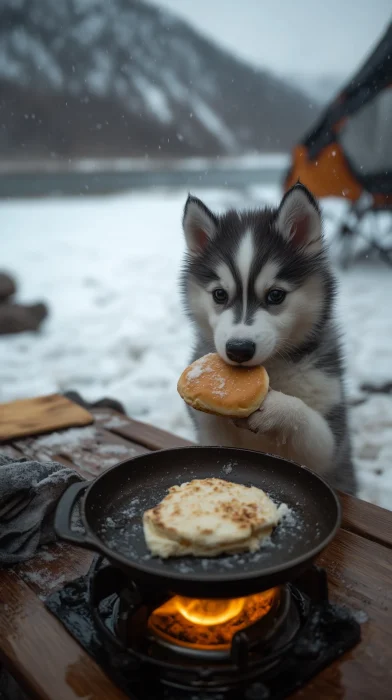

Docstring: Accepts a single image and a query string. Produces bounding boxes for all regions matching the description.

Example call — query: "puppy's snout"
[226,339,256,363]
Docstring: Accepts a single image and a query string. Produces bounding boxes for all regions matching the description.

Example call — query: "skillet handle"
[54,481,96,548]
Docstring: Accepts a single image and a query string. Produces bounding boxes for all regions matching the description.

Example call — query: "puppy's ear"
[276,183,322,253]
[183,195,218,254]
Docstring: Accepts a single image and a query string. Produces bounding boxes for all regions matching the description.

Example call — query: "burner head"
[148,588,279,653]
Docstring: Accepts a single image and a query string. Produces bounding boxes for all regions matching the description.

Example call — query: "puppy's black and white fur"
[181,183,356,495]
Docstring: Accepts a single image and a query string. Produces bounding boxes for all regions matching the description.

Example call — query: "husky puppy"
[181,183,356,495]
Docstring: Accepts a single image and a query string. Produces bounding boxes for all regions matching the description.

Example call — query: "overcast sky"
[153,0,391,80]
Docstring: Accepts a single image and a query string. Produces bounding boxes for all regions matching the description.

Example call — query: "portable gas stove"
[46,556,360,700]
[51,448,363,698]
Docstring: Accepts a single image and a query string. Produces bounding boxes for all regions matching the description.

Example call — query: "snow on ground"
[1,185,392,511]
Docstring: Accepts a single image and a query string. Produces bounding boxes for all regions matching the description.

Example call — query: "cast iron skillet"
[55,446,341,598]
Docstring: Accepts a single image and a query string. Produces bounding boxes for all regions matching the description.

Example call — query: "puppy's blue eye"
[266,289,286,305]
[213,288,228,304]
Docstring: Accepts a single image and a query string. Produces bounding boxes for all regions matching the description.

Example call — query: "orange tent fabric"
[284,22,392,209]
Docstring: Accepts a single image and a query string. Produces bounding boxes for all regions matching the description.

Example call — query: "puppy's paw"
[233,390,303,436]
[232,417,258,433]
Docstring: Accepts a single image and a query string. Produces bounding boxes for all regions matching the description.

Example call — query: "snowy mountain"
[294,74,344,105]
[0,0,319,159]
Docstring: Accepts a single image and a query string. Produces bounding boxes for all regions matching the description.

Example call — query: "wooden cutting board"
[0,394,94,442]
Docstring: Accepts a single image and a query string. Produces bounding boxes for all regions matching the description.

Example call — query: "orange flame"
[149,588,278,649]
[174,596,245,626]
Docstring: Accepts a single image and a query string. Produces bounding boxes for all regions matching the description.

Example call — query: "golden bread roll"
[177,352,269,418]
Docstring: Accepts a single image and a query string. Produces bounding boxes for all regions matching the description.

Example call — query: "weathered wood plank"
[94,408,194,450]
[340,491,392,549]
[15,542,94,598]
[292,529,392,699]
[13,422,147,478]
[0,570,128,700]
[0,394,93,442]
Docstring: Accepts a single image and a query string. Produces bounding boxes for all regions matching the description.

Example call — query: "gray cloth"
[0,454,82,566]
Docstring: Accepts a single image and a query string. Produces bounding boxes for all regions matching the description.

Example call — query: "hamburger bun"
[177,352,269,418]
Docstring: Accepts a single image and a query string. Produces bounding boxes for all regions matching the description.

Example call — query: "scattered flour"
[221,460,239,476]
[351,609,369,624]
[186,355,212,380]
[277,502,291,522]
[212,375,227,398]
[177,561,194,574]
[37,548,57,562]
[121,497,141,519]
[23,569,65,591]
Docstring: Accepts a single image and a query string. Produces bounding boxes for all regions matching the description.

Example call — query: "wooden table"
[0,407,391,700]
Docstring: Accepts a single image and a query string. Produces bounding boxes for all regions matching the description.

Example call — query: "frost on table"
[18,544,71,598]
[14,425,137,477]
[95,411,131,430]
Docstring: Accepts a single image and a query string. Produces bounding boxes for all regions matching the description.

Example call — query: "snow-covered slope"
[292,73,344,104]
[0,0,318,158]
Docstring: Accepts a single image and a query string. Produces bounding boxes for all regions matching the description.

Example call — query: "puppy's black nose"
[226,339,256,363]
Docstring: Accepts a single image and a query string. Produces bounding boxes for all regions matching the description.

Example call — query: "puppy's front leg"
[236,390,335,476]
